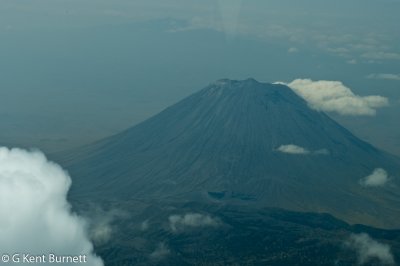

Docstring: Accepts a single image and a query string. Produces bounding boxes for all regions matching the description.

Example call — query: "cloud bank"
[347,233,395,265]
[0,147,103,266]
[359,168,389,187]
[169,213,219,232]
[277,79,388,116]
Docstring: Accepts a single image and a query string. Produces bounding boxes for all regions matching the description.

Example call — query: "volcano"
[60,78,400,228]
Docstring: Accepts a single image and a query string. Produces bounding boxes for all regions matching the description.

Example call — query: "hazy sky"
[0,0,399,155]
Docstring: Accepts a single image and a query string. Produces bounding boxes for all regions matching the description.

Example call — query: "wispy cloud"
[87,207,128,245]
[314,149,330,155]
[277,79,388,116]
[217,0,242,38]
[347,59,357,64]
[359,168,390,187]
[149,243,170,261]
[169,213,220,232]
[0,147,103,266]
[141,220,150,231]
[346,233,395,265]
[367,73,400,81]
[362,51,400,60]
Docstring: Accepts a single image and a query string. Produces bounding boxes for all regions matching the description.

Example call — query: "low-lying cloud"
[0,147,103,265]
[149,243,170,261]
[277,144,310,155]
[347,233,395,265]
[276,144,329,156]
[87,207,127,246]
[169,213,220,232]
[277,79,388,116]
[359,168,389,187]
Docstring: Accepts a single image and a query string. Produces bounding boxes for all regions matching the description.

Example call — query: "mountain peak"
[210,78,262,89]
[212,78,258,85]
[204,78,305,109]
[62,79,400,229]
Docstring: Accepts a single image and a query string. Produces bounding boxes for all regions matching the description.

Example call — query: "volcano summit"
[61,79,400,228]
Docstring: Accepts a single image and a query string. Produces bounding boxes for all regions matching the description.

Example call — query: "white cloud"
[0,147,103,266]
[277,144,310,155]
[149,243,170,260]
[288,47,298,53]
[347,233,395,265]
[367,73,400,81]
[168,213,219,232]
[280,79,388,116]
[359,168,389,187]
[276,145,329,156]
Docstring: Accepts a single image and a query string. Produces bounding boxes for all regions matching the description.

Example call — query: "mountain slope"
[59,79,400,228]
[89,201,400,266]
